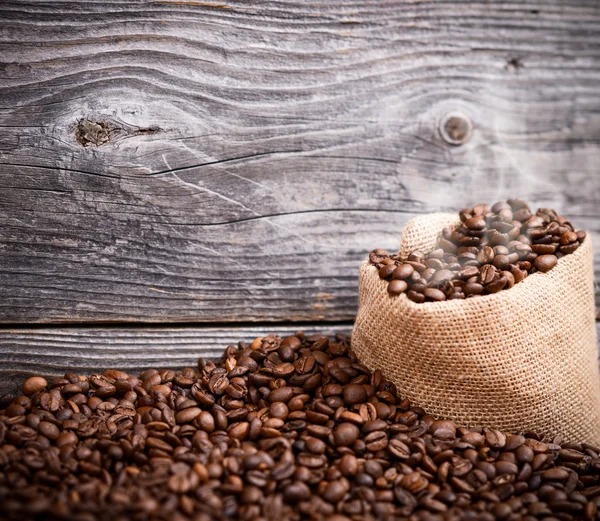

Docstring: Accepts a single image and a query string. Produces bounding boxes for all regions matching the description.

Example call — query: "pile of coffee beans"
[370,200,587,301]
[2,332,600,521]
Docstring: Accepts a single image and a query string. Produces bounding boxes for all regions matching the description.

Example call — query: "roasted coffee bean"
[465,215,486,230]
[560,231,578,245]
[433,269,454,282]
[388,279,408,295]
[22,376,48,396]
[430,419,456,440]
[392,264,414,280]
[534,254,558,273]
[388,439,411,459]
[423,288,446,302]
[379,264,396,279]
[370,248,389,265]
[175,407,202,424]
[369,201,585,301]
[407,290,425,303]
[457,266,479,279]
[339,453,359,476]
[268,387,294,403]
[492,254,511,270]
[531,243,556,254]
[463,282,484,295]
[485,276,507,294]
[541,467,570,481]
[283,481,311,503]
[342,384,367,405]
[2,331,599,520]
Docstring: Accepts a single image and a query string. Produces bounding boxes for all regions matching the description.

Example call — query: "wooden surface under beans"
[1,322,599,406]
[0,1,599,325]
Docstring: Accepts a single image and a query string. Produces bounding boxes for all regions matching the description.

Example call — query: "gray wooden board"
[0,1,599,324]
[1,322,599,406]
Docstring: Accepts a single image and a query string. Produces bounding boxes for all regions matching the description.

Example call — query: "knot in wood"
[440,112,472,146]
[76,119,114,147]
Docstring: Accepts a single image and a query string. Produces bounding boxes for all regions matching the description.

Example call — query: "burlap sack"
[352,213,600,446]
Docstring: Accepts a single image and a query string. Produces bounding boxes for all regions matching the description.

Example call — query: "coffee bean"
[534,254,558,273]
[485,429,506,449]
[495,461,518,475]
[560,231,578,245]
[208,374,229,395]
[295,356,315,374]
[429,420,456,440]
[423,288,446,301]
[369,248,389,264]
[542,467,570,481]
[458,266,479,279]
[392,264,414,280]
[333,423,360,446]
[407,290,425,303]
[339,454,359,476]
[342,384,367,405]
[502,270,515,289]
[388,439,411,459]
[464,282,484,295]
[168,473,191,494]
[55,431,78,447]
[38,421,60,440]
[268,387,294,403]
[485,276,507,294]
[22,377,47,396]
[379,264,396,279]
[228,422,249,440]
[505,434,526,451]
[175,407,202,424]
[280,336,302,352]
[365,431,388,452]
[283,481,311,503]
[273,363,295,378]
[492,254,510,270]
[388,279,408,295]
[516,445,534,463]
[433,269,454,282]
[561,242,579,254]
[322,383,342,397]
[465,215,486,230]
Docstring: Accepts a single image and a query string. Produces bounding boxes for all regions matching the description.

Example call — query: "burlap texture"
[353,213,600,445]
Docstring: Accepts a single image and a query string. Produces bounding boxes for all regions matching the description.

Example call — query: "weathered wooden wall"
[0,0,599,399]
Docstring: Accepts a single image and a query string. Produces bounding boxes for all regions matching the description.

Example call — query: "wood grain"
[0,324,351,404]
[0,1,599,323]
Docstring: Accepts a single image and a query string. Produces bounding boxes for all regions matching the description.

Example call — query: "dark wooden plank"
[0,1,599,323]
[0,324,352,404]
[1,321,598,406]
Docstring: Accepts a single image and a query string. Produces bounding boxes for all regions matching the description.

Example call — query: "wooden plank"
[0,324,352,404]
[1,321,598,406]
[0,1,599,323]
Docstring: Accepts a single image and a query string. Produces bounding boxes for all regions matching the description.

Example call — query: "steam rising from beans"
[370,200,586,301]
[2,332,600,520]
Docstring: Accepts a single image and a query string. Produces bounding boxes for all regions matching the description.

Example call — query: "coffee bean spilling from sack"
[370,200,587,302]
[2,332,600,521]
